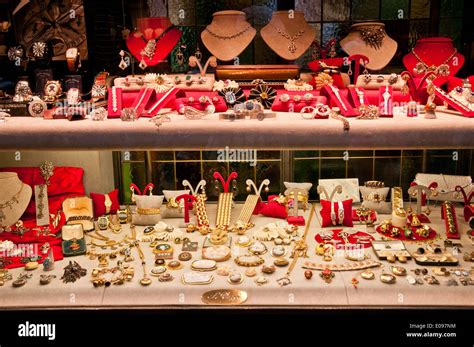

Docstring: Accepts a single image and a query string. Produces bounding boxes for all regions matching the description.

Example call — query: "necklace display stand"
[201,11,256,62]
[260,11,315,61]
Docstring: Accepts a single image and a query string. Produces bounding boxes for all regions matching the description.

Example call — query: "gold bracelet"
[330,110,350,131]
[137,207,161,215]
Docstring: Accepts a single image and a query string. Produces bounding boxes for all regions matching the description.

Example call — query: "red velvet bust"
[403,38,464,86]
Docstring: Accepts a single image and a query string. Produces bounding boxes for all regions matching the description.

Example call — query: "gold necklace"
[411,48,457,76]
[277,203,315,286]
[270,23,305,53]
[205,24,252,40]
[0,184,24,224]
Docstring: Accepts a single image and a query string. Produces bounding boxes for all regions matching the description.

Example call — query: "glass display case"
[0,1,472,343]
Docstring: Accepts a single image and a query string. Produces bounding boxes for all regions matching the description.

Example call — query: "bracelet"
[137,207,161,215]
[178,105,214,119]
[330,110,350,131]
[91,263,135,287]
[67,216,94,223]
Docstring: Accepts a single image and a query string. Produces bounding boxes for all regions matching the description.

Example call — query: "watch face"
[91,84,106,97]
[44,81,61,97]
[66,48,78,59]
[7,46,23,61]
[15,82,32,96]
[32,42,47,58]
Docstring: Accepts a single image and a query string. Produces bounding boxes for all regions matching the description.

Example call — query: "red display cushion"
[287,215,305,226]
[407,213,431,224]
[271,91,328,112]
[0,167,85,222]
[0,217,66,269]
[90,189,120,218]
[348,89,410,107]
[320,199,353,227]
[441,203,460,240]
[446,76,474,93]
[320,86,359,117]
[108,88,178,118]
[174,92,228,113]
[352,209,377,222]
[376,224,437,241]
[259,195,288,219]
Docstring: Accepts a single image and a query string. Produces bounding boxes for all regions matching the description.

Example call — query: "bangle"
[137,207,161,215]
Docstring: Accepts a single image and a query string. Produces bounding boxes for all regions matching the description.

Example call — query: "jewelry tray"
[371,240,411,260]
[412,252,459,266]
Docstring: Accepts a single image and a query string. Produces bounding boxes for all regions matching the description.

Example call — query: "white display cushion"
[161,190,190,218]
[414,173,473,202]
[359,186,391,213]
[284,181,312,210]
[132,195,164,226]
[318,178,360,203]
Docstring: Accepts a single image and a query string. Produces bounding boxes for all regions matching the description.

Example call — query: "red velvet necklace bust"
[403,38,464,85]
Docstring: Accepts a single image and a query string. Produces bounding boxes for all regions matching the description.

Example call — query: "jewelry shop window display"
[0,0,473,318]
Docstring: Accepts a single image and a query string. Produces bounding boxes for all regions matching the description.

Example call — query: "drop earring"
[139,51,147,70]
[347,62,353,76]
[407,193,413,215]
[118,50,128,70]
[363,61,371,83]
[176,45,184,66]
[232,179,238,196]
[194,44,202,62]
[425,194,432,216]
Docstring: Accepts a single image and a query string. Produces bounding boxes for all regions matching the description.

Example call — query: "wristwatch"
[91,72,109,102]
[43,80,62,102]
[7,46,23,62]
[65,47,80,72]
[66,88,80,105]
[31,41,48,60]
[13,80,33,102]
[28,96,47,118]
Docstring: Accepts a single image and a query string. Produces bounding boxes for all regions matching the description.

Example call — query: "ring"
[279,93,290,102]
[314,103,330,118]
[376,75,384,83]
[300,106,315,119]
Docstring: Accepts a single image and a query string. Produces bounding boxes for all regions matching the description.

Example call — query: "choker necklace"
[270,23,305,53]
[0,184,25,225]
[205,24,252,40]
[357,26,386,50]
[411,48,457,76]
